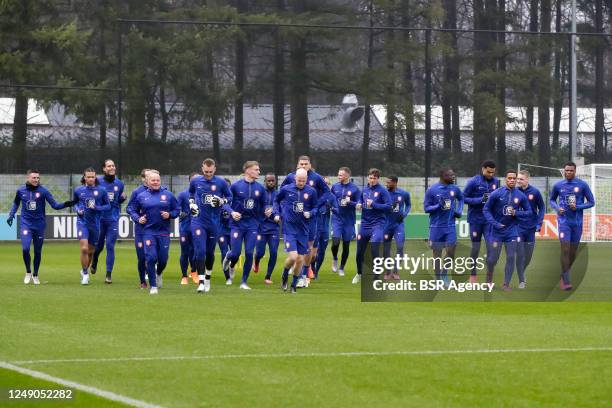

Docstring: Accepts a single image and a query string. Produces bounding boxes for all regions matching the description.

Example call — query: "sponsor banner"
[9,215,182,240]
[1,213,609,241]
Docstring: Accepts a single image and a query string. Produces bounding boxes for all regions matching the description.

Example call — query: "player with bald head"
[274,168,319,293]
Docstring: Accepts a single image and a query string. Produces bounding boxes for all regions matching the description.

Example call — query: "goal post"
[576,163,612,242]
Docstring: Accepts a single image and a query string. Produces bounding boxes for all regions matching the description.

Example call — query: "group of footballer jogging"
[8,156,595,295]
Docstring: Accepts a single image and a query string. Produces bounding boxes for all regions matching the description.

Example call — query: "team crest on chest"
[492,184,497,190]
[514,197,519,204]
[528,194,534,200]
[374,192,379,197]
[114,186,119,191]
[212,185,217,191]
[255,190,260,196]
[35,192,40,198]
[94,190,99,196]
[450,190,455,197]
[397,196,402,201]
[161,195,167,201]
[309,180,314,186]
[347,191,352,196]
[304,193,309,200]
[574,187,580,193]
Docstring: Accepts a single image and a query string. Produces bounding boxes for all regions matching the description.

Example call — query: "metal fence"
[0,174,560,215]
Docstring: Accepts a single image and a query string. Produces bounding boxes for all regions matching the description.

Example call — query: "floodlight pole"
[569,0,577,162]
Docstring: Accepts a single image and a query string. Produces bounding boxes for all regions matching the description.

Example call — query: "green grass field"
[1,240,612,407]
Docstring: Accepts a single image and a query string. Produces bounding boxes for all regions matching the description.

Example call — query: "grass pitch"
[1,240,612,407]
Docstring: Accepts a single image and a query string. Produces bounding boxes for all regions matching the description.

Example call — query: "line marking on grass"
[10,346,612,365]
[0,360,164,408]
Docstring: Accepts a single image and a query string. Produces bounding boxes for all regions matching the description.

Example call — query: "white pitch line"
[10,346,612,365]
[0,361,164,408]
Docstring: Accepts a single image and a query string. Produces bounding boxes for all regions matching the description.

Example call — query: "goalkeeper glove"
[189,199,200,216]
[7,218,13,227]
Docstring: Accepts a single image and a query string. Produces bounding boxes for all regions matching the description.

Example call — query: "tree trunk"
[385,4,396,161]
[206,50,221,163]
[537,0,552,167]
[146,92,155,140]
[400,0,415,151]
[273,23,285,176]
[525,0,538,152]
[289,35,309,160]
[99,106,107,151]
[234,0,247,172]
[442,0,459,151]
[552,0,562,150]
[496,0,507,172]
[159,85,169,143]
[595,0,605,161]
[472,0,498,164]
[12,91,28,172]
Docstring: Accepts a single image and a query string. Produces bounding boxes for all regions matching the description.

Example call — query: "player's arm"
[402,191,411,218]
[515,193,532,219]
[423,188,439,213]
[44,189,69,210]
[330,192,340,214]
[549,184,561,212]
[372,189,392,211]
[73,190,84,216]
[462,179,483,205]
[118,182,127,204]
[7,191,21,225]
[535,191,545,230]
[280,175,292,188]
[96,188,111,212]
[454,187,464,217]
[126,188,140,215]
[127,195,142,222]
[220,180,233,213]
[307,190,319,218]
[483,193,503,228]
[577,183,595,210]
[168,194,180,219]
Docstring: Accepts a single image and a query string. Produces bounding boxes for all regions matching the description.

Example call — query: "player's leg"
[281,234,299,291]
[290,236,309,293]
[143,236,158,292]
[240,229,258,288]
[354,228,372,283]
[179,235,190,279]
[393,224,406,279]
[91,220,108,274]
[265,234,279,283]
[32,229,44,283]
[156,235,170,279]
[469,224,483,279]
[331,219,342,271]
[429,228,444,280]
[191,226,207,289]
[503,239,517,289]
[227,229,245,270]
[558,225,573,289]
[187,232,197,281]
[254,233,266,273]
[486,240,502,284]
[86,225,99,269]
[200,227,217,292]
[134,234,146,287]
[106,222,118,280]
[314,232,329,278]
[20,227,33,282]
[382,230,393,280]
[218,235,231,282]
